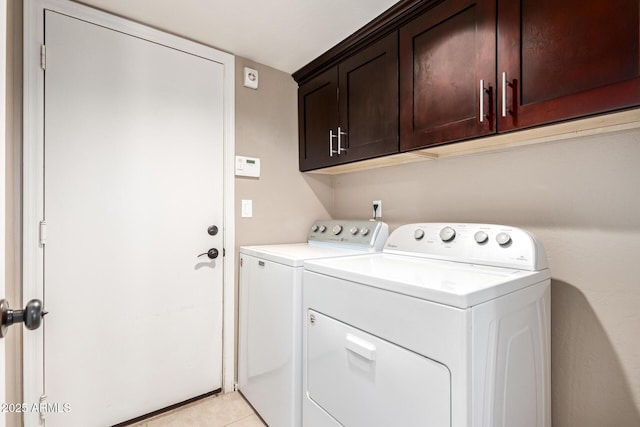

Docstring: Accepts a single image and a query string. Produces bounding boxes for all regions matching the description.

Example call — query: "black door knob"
[0,299,48,339]
[197,248,219,259]
[23,299,47,330]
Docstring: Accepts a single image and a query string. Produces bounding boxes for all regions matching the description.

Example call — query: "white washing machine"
[238,219,389,427]
[302,223,551,427]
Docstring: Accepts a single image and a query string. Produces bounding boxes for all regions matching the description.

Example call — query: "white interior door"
[41,10,225,426]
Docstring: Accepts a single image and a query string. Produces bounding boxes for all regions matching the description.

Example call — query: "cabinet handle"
[329,129,338,157]
[479,79,486,123]
[501,71,513,118]
[337,126,347,154]
[501,72,507,117]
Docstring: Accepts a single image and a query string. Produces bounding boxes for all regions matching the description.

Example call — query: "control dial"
[318,225,327,233]
[439,226,456,242]
[311,225,319,233]
[349,226,359,235]
[474,231,489,244]
[360,227,370,236]
[414,229,425,240]
[496,232,512,246]
[332,225,343,235]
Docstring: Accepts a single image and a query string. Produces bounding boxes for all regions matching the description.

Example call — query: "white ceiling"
[74,0,400,74]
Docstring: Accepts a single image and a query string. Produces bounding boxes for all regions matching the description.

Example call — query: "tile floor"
[129,392,267,427]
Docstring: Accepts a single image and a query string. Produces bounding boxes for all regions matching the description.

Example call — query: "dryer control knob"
[319,225,327,233]
[350,226,359,235]
[311,225,319,232]
[360,227,370,236]
[414,229,425,240]
[332,225,343,235]
[496,232,512,246]
[474,231,489,244]
[439,226,456,242]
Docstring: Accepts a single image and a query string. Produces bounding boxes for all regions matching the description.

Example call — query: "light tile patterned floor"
[129,392,266,427]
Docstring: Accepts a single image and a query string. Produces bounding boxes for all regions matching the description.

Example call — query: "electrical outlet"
[373,200,382,218]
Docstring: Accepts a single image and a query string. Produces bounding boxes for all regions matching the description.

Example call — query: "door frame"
[22,1,236,424]
[1,1,7,425]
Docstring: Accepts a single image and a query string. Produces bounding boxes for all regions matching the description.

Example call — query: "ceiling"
[74,0,400,74]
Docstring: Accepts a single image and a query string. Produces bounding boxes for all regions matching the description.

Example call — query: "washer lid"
[240,243,366,267]
[304,253,550,308]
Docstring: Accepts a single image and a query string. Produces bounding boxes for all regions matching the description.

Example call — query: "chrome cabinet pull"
[501,71,514,118]
[329,128,347,157]
[502,72,507,117]
[337,126,347,154]
[329,129,338,157]
[479,79,486,123]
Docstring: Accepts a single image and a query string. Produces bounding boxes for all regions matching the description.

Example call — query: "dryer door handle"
[346,334,376,361]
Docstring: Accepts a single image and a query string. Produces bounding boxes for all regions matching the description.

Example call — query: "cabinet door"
[400,0,497,151]
[498,0,640,131]
[298,68,338,171]
[338,32,399,162]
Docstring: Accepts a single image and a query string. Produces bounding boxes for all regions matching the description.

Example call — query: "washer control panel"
[308,220,389,251]
[387,223,547,271]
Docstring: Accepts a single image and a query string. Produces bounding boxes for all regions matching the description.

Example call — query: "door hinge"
[40,44,46,70]
[39,221,47,246]
[39,394,47,422]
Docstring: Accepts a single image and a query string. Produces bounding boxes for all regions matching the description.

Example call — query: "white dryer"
[302,223,551,427]
[238,220,388,427]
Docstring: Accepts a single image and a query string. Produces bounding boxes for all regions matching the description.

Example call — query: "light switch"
[241,200,253,218]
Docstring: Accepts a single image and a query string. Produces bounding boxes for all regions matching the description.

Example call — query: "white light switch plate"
[241,200,253,218]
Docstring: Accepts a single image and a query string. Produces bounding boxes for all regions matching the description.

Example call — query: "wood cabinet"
[298,33,398,171]
[298,69,339,171]
[295,0,640,170]
[400,0,496,151]
[498,0,640,131]
[401,0,640,151]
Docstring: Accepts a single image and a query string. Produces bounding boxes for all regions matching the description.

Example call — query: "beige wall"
[234,58,333,249]
[332,127,640,426]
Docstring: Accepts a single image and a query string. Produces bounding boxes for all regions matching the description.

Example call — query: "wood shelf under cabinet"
[305,108,640,175]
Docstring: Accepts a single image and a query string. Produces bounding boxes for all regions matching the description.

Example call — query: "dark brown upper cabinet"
[400,0,497,151]
[498,0,640,131]
[295,0,640,170]
[298,32,399,171]
[298,68,339,171]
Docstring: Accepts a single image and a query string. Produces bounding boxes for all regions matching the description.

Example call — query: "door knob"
[197,248,219,259]
[0,299,48,339]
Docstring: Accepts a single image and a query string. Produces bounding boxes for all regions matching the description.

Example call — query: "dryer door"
[306,310,451,426]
